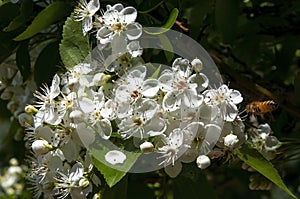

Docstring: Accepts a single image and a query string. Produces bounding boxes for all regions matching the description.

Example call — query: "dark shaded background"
[0,0,299,198]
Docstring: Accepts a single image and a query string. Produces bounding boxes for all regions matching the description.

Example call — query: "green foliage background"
[0,0,299,198]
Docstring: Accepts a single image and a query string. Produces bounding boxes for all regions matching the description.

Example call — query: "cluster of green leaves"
[0,0,300,198]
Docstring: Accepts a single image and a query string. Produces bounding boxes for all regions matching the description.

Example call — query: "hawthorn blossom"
[157,122,200,167]
[158,58,207,112]
[106,41,144,73]
[118,99,166,139]
[157,129,184,166]
[203,84,243,122]
[60,63,96,96]
[74,0,100,35]
[96,3,142,44]
[251,123,280,154]
[33,74,63,126]
[54,162,91,199]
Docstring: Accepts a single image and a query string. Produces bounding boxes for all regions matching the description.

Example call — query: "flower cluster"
[20,0,282,198]
[0,158,26,197]
[0,62,36,119]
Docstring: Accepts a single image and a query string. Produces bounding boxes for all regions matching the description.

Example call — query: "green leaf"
[0,0,11,7]
[159,33,174,63]
[150,64,161,79]
[0,2,19,27]
[91,141,141,188]
[59,14,90,68]
[14,1,72,41]
[3,0,33,32]
[236,144,298,199]
[138,0,164,13]
[0,31,18,63]
[215,0,239,43]
[34,40,60,86]
[16,40,31,81]
[144,8,179,35]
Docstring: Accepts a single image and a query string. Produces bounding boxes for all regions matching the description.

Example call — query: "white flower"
[96,4,142,44]
[203,84,243,121]
[76,89,113,139]
[158,58,206,112]
[217,118,245,149]
[34,74,60,108]
[33,74,64,126]
[115,65,159,104]
[196,155,211,169]
[74,0,100,35]
[105,150,126,165]
[118,99,166,139]
[251,123,280,152]
[223,133,239,148]
[61,63,93,94]
[31,140,53,155]
[157,128,184,166]
[54,162,89,199]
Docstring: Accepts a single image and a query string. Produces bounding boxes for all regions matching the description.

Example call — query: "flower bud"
[224,133,239,148]
[93,73,111,86]
[31,140,52,155]
[79,178,90,188]
[0,90,13,100]
[196,155,211,169]
[25,105,38,114]
[140,141,154,154]
[18,113,33,127]
[191,58,203,72]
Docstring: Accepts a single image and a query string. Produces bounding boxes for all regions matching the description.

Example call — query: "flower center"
[176,77,188,91]
[93,111,101,120]
[112,22,124,33]
[119,54,131,64]
[130,90,140,100]
[133,117,143,126]
[214,95,225,105]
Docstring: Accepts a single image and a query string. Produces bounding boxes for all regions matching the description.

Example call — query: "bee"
[245,100,278,120]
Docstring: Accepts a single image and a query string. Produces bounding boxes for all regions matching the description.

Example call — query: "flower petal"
[141,79,159,98]
[78,97,95,113]
[158,72,174,92]
[107,3,124,12]
[87,0,100,15]
[120,6,137,23]
[93,119,112,140]
[82,17,93,35]
[145,116,166,137]
[229,90,243,104]
[125,22,142,40]
[162,91,181,112]
[164,161,182,178]
[105,150,126,165]
[96,27,113,44]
